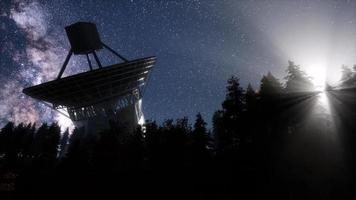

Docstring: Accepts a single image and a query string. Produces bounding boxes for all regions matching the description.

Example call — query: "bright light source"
[54,109,74,133]
[308,64,327,91]
[318,92,328,106]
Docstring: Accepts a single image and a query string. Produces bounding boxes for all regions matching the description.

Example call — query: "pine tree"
[192,113,208,150]
[213,110,225,151]
[222,76,245,118]
[23,123,35,157]
[284,60,313,92]
[340,65,354,86]
[0,122,14,162]
[59,128,70,158]
[64,127,90,168]
[13,123,28,158]
[246,83,257,111]
[215,76,247,150]
[191,113,210,167]
[260,72,283,96]
[244,84,258,143]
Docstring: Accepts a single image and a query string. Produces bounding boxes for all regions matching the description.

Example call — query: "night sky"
[2,0,356,129]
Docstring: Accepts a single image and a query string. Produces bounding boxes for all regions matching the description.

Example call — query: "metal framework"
[23,22,156,133]
[23,56,155,121]
[57,42,129,79]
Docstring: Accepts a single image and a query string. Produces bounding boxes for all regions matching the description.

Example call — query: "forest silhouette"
[1,61,356,199]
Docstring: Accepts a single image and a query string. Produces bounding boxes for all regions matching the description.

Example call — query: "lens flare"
[306,63,327,91]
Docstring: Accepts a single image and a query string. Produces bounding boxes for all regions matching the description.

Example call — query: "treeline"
[0,61,355,199]
[340,64,356,87]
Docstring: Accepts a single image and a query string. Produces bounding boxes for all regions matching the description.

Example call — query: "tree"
[284,60,314,92]
[124,126,145,170]
[246,84,257,111]
[214,76,247,152]
[193,113,207,135]
[192,113,209,151]
[213,110,226,151]
[222,76,245,116]
[47,123,61,158]
[59,128,70,158]
[170,117,190,156]
[92,129,120,170]
[64,127,90,168]
[22,123,35,158]
[244,84,258,143]
[0,122,15,164]
[32,123,61,165]
[260,72,283,96]
[340,65,354,86]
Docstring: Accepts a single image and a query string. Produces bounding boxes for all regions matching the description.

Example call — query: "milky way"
[2,0,356,130]
[0,1,85,130]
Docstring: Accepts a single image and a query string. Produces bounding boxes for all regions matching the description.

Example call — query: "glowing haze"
[234,0,356,87]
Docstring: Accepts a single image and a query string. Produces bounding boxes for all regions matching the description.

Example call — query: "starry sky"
[1,0,356,129]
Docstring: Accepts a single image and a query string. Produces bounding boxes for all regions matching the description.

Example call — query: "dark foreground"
[2,87,356,199]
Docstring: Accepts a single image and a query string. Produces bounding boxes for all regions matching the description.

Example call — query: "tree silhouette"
[2,62,356,199]
[340,65,354,86]
[0,122,15,167]
[58,128,69,158]
[92,129,120,171]
[260,72,283,97]
[222,76,245,147]
[191,113,210,163]
[222,76,245,116]
[245,84,257,111]
[285,60,314,92]
[213,110,226,151]
[192,113,208,148]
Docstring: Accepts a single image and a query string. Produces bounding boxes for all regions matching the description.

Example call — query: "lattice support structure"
[23,22,156,134]
[24,57,155,134]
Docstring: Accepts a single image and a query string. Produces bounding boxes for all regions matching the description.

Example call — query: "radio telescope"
[23,22,156,133]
